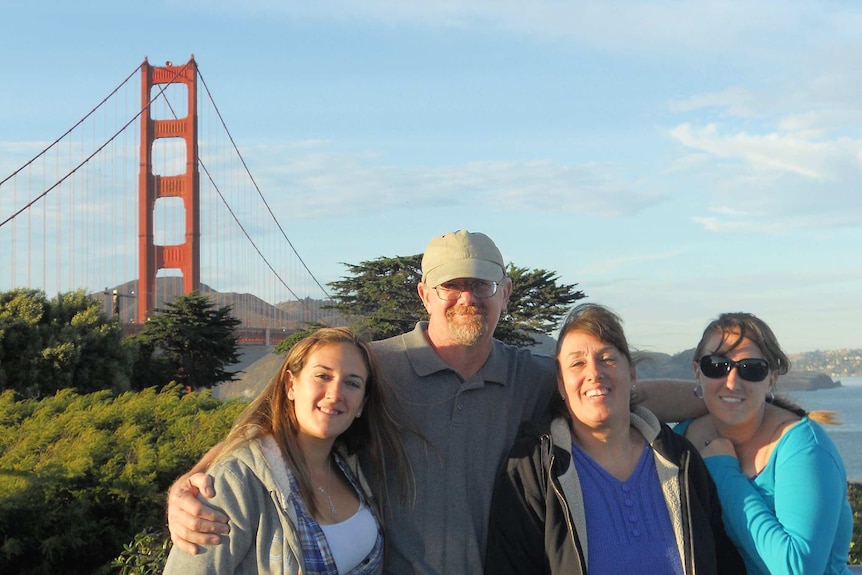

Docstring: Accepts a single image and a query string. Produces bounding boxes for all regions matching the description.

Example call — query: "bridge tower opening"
[138,56,200,323]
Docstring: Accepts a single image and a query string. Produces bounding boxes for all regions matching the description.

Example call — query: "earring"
[767,391,775,403]
[287,388,295,400]
[693,385,704,399]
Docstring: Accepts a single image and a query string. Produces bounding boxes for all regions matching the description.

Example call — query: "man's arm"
[166,442,229,554]
[637,378,707,423]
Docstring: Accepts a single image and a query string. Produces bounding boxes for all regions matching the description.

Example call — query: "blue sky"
[2,1,861,355]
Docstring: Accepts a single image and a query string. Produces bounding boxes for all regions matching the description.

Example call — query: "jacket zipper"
[680,450,696,575]
[543,433,587,572]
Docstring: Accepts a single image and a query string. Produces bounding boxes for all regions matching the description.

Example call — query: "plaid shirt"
[288,454,384,575]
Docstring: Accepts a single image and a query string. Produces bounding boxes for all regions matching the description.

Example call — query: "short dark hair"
[550,303,638,421]
[555,303,633,365]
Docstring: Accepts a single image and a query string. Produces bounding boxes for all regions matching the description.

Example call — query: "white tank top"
[319,503,377,573]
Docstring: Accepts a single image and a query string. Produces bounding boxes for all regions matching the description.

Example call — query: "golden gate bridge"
[0,56,341,344]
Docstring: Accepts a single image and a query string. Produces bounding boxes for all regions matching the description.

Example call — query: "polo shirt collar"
[403,321,508,385]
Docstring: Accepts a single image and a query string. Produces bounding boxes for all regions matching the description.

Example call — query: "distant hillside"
[93,283,857,396]
[473,334,862,383]
[524,336,858,388]
[634,349,846,391]
[788,349,862,378]
[95,279,346,330]
[220,338,847,403]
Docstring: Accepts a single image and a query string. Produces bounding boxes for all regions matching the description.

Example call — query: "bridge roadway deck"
[121,324,287,346]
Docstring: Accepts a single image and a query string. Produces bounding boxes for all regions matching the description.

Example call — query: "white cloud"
[710,205,748,217]
[668,119,862,232]
[590,266,862,354]
[670,123,857,179]
[778,109,862,138]
[286,139,332,150]
[669,86,756,118]
[198,1,840,60]
[582,249,685,276]
[691,216,785,233]
[246,147,668,220]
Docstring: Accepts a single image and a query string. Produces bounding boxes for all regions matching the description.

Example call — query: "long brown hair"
[213,326,414,516]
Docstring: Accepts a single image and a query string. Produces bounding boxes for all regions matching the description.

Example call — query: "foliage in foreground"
[0,385,245,575]
[850,482,862,565]
[326,254,585,346]
[113,527,171,575]
[0,288,132,398]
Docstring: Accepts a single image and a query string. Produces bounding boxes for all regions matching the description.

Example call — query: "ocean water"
[785,375,862,482]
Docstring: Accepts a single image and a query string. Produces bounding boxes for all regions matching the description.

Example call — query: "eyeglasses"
[433,280,499,301]
[698,355,770,382]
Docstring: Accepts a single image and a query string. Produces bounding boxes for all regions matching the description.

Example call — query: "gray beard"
[446,307,488,346]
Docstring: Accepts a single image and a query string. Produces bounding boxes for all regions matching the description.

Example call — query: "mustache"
[447,305,485,317]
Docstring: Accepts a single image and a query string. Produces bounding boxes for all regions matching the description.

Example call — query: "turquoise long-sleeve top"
[674,417,852,575]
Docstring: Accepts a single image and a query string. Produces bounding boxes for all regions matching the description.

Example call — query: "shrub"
[850,481,862,565]
[0,384,244,574]
[112,527,171,575]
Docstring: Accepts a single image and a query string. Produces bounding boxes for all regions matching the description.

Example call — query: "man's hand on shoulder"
[167,472,229,554]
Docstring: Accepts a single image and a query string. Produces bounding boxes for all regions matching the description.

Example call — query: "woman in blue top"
[485,303,743,574]
[676,312,852,575]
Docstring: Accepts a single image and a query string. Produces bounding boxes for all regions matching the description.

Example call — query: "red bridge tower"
[137,56,200,323]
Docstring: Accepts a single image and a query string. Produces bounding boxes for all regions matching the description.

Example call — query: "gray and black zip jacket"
[484,406,745,575]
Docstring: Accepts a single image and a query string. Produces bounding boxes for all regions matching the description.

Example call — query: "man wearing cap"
[166,230,695,574]
[365,230,559,574]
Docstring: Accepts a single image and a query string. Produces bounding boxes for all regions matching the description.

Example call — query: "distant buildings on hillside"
[790,349,862,378]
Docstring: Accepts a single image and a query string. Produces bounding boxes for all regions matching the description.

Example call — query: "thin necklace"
[317,460,337,517]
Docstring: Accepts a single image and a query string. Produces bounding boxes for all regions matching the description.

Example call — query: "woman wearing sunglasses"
[675,312,852,575]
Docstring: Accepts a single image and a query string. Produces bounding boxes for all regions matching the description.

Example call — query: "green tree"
[128,292,241,391]
[495,264,585,347]
[326,255,424,340]
[0,288,131,398]
[326,254,585,346]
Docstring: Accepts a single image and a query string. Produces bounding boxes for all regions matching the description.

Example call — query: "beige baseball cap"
[421,230,506,287]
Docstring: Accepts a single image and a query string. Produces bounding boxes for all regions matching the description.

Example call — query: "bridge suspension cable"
[147,62,332,312]
[198,68,332,301]
[0,65,142,228]
[1,57,338,332]
[0,66,139,189]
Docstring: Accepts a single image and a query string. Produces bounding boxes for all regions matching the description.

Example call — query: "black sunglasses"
[698,355,770,383]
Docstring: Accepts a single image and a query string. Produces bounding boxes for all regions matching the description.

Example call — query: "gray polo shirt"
[368,322,556,575]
